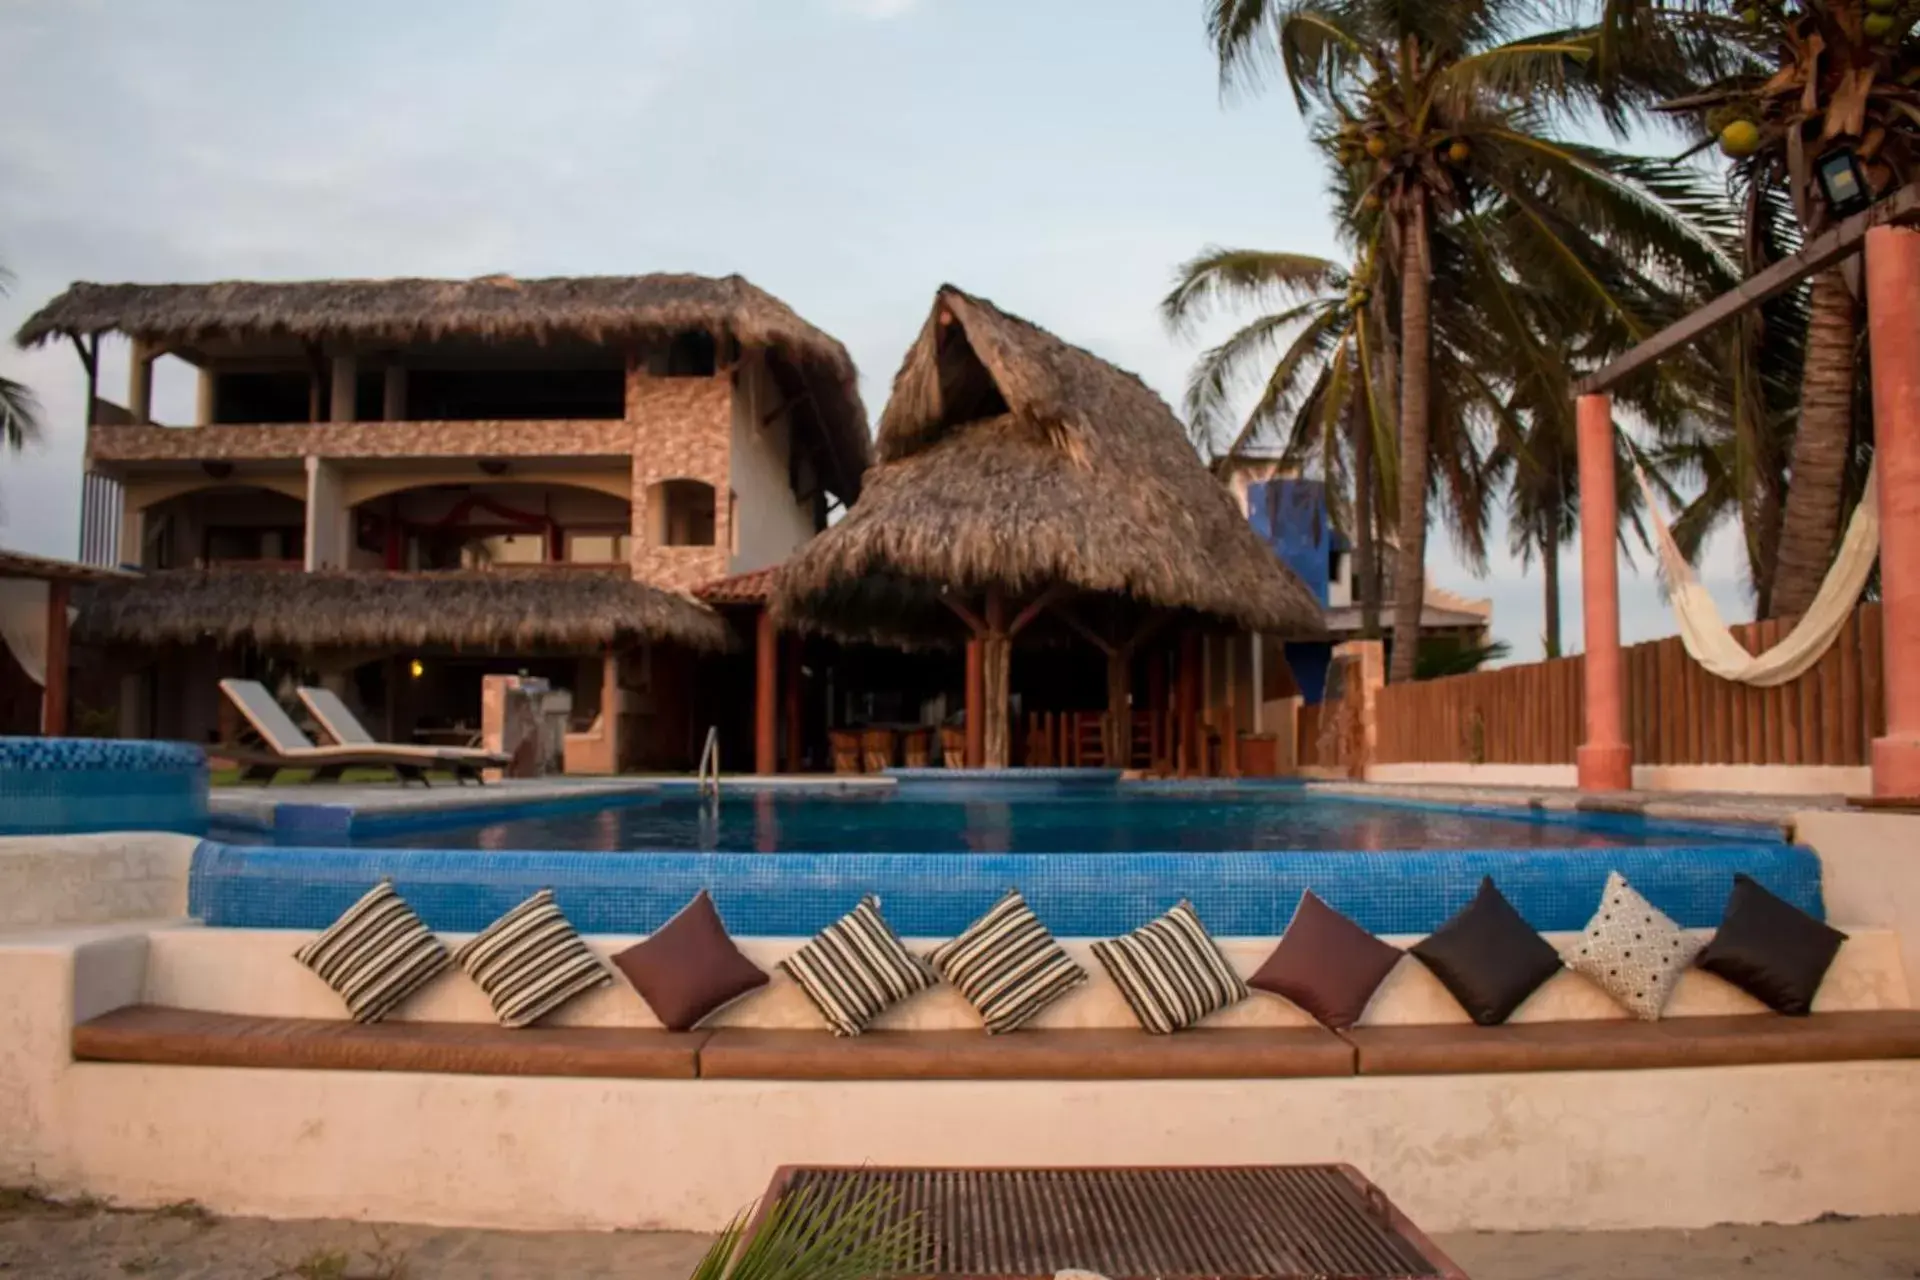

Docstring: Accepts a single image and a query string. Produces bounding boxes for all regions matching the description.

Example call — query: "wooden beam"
[1118,610,1174,658]
[939,590,987,636]
[755,608,778,775]
[1578,183,1920,395]
[1008,583,1068,638]
[42,581,69,736]
[1049,602,1117,657]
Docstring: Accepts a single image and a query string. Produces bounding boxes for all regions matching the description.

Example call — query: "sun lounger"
[216,679,493,786]
[297,686,510,773]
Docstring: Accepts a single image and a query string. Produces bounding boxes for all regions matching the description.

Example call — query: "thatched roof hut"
[75,568,730,653]
[773,285,1322,766]
[16,272,872,491]
[773,285,1323,639]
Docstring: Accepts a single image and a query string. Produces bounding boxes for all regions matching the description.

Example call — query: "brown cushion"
[1342,1011,1920,1076]
[1249,891,1403,1029]
[697,1027,1355,1080]
[73,1005,707,1079]
[610,890,769,1031]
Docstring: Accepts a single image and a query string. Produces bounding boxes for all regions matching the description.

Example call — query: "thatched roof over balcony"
[74,568,731,653]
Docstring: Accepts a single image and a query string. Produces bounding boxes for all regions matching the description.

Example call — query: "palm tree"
[1207,0,1736,680]
[1160,245,1394,635]
[0,265,38,450]
[1638,0,1920,616]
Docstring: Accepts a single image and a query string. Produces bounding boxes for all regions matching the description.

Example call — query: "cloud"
[828,0,922,18]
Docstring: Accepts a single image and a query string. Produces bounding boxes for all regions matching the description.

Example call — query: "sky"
[0,0,1755,662]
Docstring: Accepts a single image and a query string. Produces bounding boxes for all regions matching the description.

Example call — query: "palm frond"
[689,1182,930,1280]
[1161,248,1346,335]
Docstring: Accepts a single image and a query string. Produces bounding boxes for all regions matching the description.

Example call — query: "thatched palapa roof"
[75,569,730,653]
[16,272,872,494]
[773,286,1324,640]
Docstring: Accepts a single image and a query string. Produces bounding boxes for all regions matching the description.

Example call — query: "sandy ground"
[1,1194,1915,1279]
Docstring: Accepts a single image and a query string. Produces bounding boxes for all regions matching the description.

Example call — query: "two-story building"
[16,273,870,768]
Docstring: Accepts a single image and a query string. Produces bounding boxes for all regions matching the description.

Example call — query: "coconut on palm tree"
[1643,0,1920,616]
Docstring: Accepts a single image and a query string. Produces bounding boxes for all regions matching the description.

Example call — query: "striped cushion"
[929,889,1087,1034]
[1091,900,1248,1034]
[293,881,451,1023]
[454,889,611,1029]
[780,895,936,1036]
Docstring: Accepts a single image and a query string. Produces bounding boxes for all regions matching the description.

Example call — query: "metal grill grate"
[771,1165,1460,1280]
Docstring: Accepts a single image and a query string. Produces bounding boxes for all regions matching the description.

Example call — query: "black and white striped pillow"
[780,895,936,1036]
[294,880,451,1023]
[1091,900,1248,1034]
[929,889,1087,1034]
[454,889,611,1029]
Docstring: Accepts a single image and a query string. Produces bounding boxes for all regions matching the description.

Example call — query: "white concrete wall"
[1796,810,1920,1003]
[1366,761,1871,796]
[0,836,198,931]
[728,353,816,574]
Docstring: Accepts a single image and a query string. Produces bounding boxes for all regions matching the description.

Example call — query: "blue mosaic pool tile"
[1,737,208,836]
[189,840,1820,938]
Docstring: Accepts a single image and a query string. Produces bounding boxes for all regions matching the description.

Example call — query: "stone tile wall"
[628,373,732,590]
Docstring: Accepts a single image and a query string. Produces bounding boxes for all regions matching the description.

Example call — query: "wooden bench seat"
[73,1006,709,1079]
[71,1006,1920,1082]
[697,1027,1356,1079]
[1342,1011,1920,1076]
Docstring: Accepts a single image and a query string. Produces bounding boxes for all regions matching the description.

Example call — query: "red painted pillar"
[42,581,70,737]
[1575,392,1631,791]
[754,606,778,775]
[964,638,984,768]
[783,634,804,773]
[1867,225,1920,798]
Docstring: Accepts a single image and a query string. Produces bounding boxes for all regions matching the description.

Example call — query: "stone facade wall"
[90,419,635,465]
[627,371,732,591]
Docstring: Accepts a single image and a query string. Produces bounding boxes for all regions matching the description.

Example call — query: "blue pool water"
[340,786,1764,855]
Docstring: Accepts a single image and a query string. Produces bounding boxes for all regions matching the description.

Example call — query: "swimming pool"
[193,780,1816,937]
[338,785,1765,855]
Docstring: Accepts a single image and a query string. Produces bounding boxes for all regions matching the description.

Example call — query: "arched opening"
[646,479,717,547]
[348,481,632,571]
[135,484,307,571]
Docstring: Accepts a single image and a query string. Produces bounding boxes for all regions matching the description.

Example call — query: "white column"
[195,368,217,426]
[382,363,407,422]
[304,456,348,570]
[329,356,358,424]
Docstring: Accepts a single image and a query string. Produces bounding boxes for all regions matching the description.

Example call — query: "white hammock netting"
[1632,458,1879,688]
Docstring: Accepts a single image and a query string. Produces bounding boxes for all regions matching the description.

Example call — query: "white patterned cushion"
[929,889,1088,1034]
[1091,900,1248,1034]
[294,881,451,1023]
[1568,871,1700,1020]
[780,895,937,1036]
[454,889,611,1028]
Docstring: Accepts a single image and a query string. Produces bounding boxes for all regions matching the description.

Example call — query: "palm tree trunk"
[1350,383,1380,638]
[1770,266,1859,617]
[1389,192,1432,684]
[1541,525,1561,659]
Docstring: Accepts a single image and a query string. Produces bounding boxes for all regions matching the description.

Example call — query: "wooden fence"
[1372,603,1885,768]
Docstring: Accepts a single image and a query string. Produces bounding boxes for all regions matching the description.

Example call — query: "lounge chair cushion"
[1342,1011,1920,1075]
[1695,873,1848,1016]
[610,890,769,1031]
[1567,871,1701,1020]
[1410,877,1563,1026]
[294,880,451,1023]
[74,1006,707,1078]
[927,889,1087,1034]
[1092,900,1248,1035]
[455,890,612,1029]
[697,1027,1354,1080]
[1248,891,1403,1030]
[780,895,937,1036]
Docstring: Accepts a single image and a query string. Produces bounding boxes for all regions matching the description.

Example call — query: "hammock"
[1630,458,1879,688]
